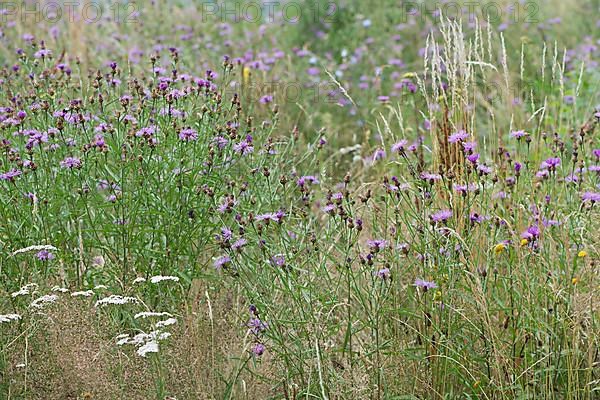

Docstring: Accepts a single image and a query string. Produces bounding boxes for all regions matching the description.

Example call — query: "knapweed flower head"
[467,153,480,164]
[248,317,268,335]
[391,139,408,153]
[430,209,452,224]
[581,191,600,203]
[371,148,386,162]
[214,255,231,269]
[510,130,528,139]
[60,156,82,169]
[231,238,247,251]
[367,239,388,252]
[420,172,442,183]
[296,175,319,187]
[541,157,561,170]
[270,254,285,267]
[255,210,285,223]
[448,130,469,143]
[36,249,54,261]
[179,127,198,142]
[135,125,158,138]
[477,164,492,175]
[521,225,540,241]
[0,168,22,181]
[374,268,391,280]
[259,95,273,104]
[252,343,266,356]
[233,135,254,155]
[414,279,437,291]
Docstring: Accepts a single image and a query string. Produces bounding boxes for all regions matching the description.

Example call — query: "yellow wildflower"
[494,243,506,254]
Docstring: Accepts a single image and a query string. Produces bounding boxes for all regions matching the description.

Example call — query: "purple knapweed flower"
[252,343,266,356]
[448,130,469,143]
[470,212,487,224]
[270,254,285,267]
[467,153,480,164]
[232,238,247,250]
[259,95,273,104]
[462,141,477,153]
[214,255,231,269]
[179,128,198,142]
[514,162,522,173]
[374,268,391,280]
[34,49,52,59]
[420,172,442,182]
[581,191,600,203]
[36,250,54,261]
[296,175,319,187]
[0,168,22,182]
[391,140,408,153]
[510,130,528,139]
[60,157,82,169]
[367,239,388,252]
[233,136,254,155]
[541,157,561,170]
[521,225,540,241]
[135,125,158,138]
[536,170,549,179]
[414,279,437,291]
[430,209,452,223]
[372,148,386,161]
[248,318,268,335]
[477,164,492,175]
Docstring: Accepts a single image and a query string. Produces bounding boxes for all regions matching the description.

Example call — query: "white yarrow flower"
[71,290,94,297]
[132,277,146,284]
[11,283,38,298]
[134,311,172,319]
[30,294,58,309]
[149,275,179,284]
[115,334,131,346]
[95,295,138,307]
[137,341,159,357]
[51,286,69,293]
[155,318,177,328]
[0,314,21,323]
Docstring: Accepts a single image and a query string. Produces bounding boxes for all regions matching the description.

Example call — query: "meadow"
[0,1,598,399]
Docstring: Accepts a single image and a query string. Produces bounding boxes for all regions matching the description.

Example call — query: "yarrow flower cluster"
[95,295,139,307]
